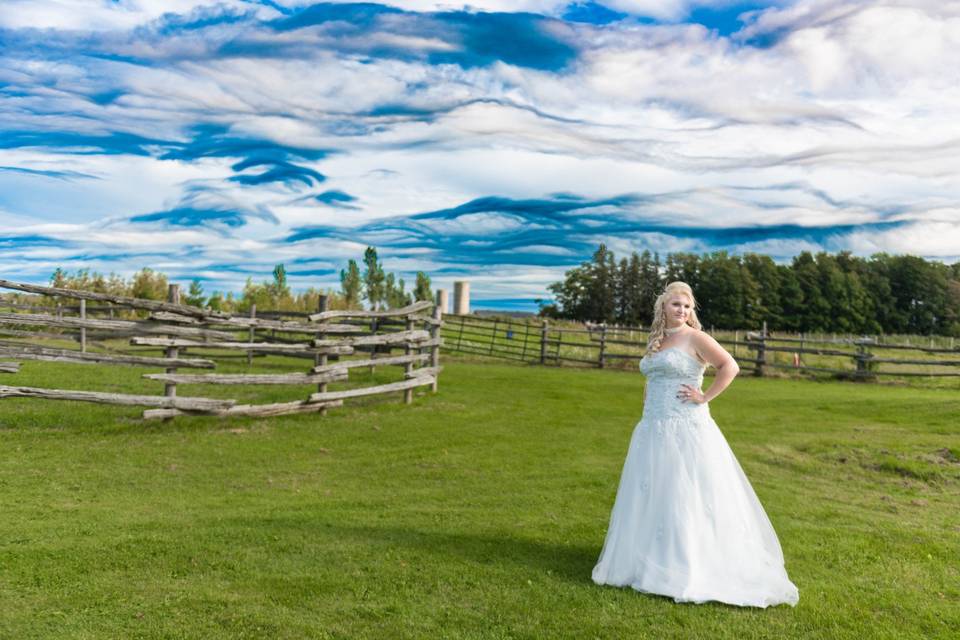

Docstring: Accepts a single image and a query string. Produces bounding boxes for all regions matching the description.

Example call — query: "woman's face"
[665,294,692,327]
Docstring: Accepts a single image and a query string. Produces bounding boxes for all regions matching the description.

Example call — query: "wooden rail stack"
[0,279,443,420]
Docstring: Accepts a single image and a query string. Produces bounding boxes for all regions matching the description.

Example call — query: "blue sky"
[1,1,957,310]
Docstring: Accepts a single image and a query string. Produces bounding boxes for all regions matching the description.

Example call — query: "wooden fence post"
[316,295,329,415]
[404,313,416,404]
[164,284,181,401]
[79,299,87,353]
[247,304,256,366]
[540,321,548,365]
[369,317,379,374]
[521,321,530,361]
[755,321,767,377]
[430,303,442,392]
[855,340,874,380]
[599,324,607,369]
[490,319,499,355]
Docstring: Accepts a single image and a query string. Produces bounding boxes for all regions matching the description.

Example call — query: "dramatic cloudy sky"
[1,1,958,309]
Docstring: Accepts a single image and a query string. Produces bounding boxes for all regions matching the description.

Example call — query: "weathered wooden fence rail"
[0,280,443,419]
[440,314,960,380]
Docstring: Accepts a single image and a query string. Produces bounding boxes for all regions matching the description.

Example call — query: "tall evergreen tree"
[185,279,206,308]
[384,273,412,309]
[339,259,362,308]
[636,251,663,326]
[362,246,386,310]
[584,244,617,323]
[543,244,959,335]
[775,265,804,331]
[413,271,432,302]
[697,252,747,329]
[836,252,882,334]
[862,254,899,332]
[742,254,781,327]
[664,253,700,291]
[791,252,829,331]
[615,256,637,325]
[50,267,68,288]
[816,253,855,332]
[271,264,290,299]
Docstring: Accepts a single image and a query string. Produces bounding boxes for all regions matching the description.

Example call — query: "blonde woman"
[592,282,798,607]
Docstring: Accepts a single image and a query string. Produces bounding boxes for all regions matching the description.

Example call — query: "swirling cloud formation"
[1,1,957,308]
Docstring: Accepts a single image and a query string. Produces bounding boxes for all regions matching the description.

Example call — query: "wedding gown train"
[591,347,799,608]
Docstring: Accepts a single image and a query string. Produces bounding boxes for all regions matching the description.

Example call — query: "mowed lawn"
[1,357,958,639]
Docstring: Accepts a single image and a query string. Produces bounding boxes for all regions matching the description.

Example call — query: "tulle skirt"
[591,413,799,608]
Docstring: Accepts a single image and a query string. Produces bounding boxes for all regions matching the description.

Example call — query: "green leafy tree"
[536,298,561,318]
[664,253,700,291]
[270,264,291,302]
[538,244,960,333]
[945,279,960,337]
[887,255,948,334]
[696,252,749,329]
[384,274,412,309]
[104,273,127,297]
[547,262,591,320]
[239,277,272,312]
[861,254,898,332]
[50,267,68,288]
[339,259,363,308]
[130,268,169,301]
[776,265,804,331]
[584,243,617,323]
[791,252,829,331]
[637,251,663,327]
[413,271,432,302]
[742,254,781,327]
[615,255,640,325]
[363,246,386,310]
[207,291,225,312]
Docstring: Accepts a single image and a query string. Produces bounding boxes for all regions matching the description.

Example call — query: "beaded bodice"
[640,347,709,421]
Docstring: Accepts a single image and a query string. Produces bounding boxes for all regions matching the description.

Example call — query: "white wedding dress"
[591,347,799,607]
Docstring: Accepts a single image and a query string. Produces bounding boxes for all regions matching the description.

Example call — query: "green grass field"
[1,355,958,639]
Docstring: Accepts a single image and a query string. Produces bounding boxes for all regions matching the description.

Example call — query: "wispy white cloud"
[0,1,957,306]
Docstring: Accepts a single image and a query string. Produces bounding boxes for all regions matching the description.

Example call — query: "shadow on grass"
[323,524,791,611]
[311,522,599,586]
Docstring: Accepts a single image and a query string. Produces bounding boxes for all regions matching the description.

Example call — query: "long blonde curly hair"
[647,281,702,353]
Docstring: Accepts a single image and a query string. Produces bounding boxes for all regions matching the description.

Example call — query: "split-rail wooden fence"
[440,314,960,380]
[0,279,443,419]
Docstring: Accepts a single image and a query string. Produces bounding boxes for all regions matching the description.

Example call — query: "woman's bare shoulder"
[688,329,731,365]
[688,328,721,349]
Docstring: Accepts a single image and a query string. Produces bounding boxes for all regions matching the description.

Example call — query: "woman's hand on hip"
[678,384,706,404]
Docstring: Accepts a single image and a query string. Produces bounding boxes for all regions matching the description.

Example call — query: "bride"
[591,281,799,607]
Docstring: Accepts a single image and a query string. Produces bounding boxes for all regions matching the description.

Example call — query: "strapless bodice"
[639,347,709,421]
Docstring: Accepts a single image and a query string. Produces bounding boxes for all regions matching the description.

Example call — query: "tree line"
[540,245,960,336]
[26,247,432,313]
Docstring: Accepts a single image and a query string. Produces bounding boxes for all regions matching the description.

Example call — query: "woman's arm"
[680,331,740,404]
